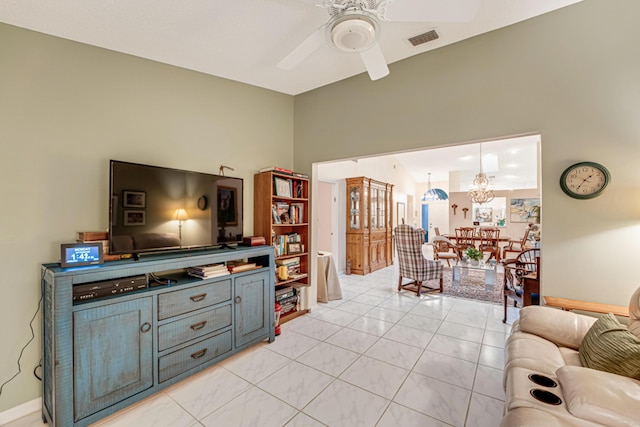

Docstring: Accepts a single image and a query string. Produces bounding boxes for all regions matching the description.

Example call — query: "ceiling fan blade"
[384,0,482,22]
[359,44,389,81]
[277,27,325,70]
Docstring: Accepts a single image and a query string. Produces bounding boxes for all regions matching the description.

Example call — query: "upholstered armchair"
[394,224,444,296]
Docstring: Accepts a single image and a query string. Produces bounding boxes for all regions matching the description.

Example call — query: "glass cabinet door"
[370,187,377,229]
[379,188,386,230]
[349,185,360,230]
[363,184,369,229]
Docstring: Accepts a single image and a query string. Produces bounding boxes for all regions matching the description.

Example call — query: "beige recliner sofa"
[501,287,640,426]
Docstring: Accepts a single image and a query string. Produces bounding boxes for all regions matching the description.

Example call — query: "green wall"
[2,0,640,415]
[0,23,293,412]
[294,0,640,305]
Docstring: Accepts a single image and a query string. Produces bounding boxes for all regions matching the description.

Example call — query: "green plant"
[465,247,482,261]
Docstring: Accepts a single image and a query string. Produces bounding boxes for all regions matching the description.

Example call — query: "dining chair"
[479,227,501,261]
[502,227,531,259]
[394,224,443,296]
[502,248,540,322]
[430,236,459,267]
[454,227,476,257]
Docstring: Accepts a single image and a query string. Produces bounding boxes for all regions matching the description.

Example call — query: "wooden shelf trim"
[543,296,629,317]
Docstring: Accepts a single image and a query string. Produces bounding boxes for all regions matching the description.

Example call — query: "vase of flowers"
[465,247,483,266]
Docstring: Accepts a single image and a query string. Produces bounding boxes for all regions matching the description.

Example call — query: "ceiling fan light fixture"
[328,11,380,53]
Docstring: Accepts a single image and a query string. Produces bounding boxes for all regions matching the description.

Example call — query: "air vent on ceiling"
[408,29,439,47]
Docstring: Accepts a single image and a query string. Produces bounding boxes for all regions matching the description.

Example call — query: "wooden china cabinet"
[345,177,393,275]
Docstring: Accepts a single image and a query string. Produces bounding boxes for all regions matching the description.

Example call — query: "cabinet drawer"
[158,280,231,320]
[346,234,362,244]
[158,305,231,352]
[370,233,386,243]
[158,330,232,383]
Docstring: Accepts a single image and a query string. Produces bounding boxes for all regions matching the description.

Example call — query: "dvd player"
[73,275,147,303]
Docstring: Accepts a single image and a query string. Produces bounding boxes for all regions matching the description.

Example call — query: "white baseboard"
[0,398,41,425]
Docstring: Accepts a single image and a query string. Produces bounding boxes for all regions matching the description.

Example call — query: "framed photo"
[396,202,405,226]
[474,207,493,223]
[123,191,146,208]
[510,198,541,223]
[287,242,302,254]
[274,177,292,198]
[217,186,238,226]
[124,210,146,226]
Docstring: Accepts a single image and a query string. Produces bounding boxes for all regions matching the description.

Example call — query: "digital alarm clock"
[60,242,104,268]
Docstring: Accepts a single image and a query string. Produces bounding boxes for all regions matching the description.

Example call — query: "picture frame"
[510,198,541,223]
[123,190,146,208]
[396,202,406,226]
[274,177,292,198]
[287,242,302,254]
[124,210,146,226]
[217,186,238,226]
[474,207,493,223]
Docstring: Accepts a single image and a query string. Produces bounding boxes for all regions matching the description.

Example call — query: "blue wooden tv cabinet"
[41,246,275,427]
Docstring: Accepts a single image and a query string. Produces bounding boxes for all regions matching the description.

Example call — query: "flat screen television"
[109,160,243,255]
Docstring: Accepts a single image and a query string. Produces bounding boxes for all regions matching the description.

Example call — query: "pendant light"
[421,173,448,201]
[467,143,495,204]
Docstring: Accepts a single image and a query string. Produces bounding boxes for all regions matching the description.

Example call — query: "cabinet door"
[234,272,270,348]
[73,297,153,421]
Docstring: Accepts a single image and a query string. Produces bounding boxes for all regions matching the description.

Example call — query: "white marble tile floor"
[7,265,520,427]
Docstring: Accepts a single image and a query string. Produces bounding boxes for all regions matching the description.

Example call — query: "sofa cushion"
[504,332,567,380]
[558,347,582,367]
[578,313,640,379]
[557,366,640,427]
[519,306,597,350]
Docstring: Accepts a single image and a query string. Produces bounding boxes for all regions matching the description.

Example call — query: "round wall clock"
[197,195,209,210]
[559,161,610,199]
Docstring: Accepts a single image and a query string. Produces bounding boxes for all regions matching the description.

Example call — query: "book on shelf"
[292,172,309,179]
[260,166,293,175]
[187,263,230,279]
[276,286,297,301]
[227,262,259,273]
[289,203,304,224]
[271,204,281,224]
[273,234,303,256]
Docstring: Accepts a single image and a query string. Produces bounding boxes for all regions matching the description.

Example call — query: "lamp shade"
[422,173,448,201]
[422,188,449,201]
[174,208,189,221]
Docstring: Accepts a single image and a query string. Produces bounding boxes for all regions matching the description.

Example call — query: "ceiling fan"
[277,0,482,80]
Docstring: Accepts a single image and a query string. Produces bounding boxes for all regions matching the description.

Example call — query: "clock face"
[560,162,610,199]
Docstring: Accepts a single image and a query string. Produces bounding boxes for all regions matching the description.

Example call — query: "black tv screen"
[109,160,243,255]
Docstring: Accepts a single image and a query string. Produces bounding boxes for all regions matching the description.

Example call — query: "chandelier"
[422,173,448,201]
[467,144,495,204]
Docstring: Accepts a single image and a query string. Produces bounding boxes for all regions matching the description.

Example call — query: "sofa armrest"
[518,306,597,350]
[557,366,640,427]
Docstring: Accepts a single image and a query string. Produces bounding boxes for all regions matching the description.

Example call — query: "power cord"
[149,272,174,286]
[0,295,43,397]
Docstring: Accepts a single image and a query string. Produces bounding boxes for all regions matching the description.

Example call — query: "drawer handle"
[191,348,208,359]
[235,296,242,304]
[140,322,151,333]
[190,321,207,331]
[190,293,207,302]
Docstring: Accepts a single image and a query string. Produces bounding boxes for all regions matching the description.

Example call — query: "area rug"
[440,266,504,304]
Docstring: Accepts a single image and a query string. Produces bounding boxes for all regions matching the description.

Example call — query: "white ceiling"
[318,135,540,191]
[1,0,582,95]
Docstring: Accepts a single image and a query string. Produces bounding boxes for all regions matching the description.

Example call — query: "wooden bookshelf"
[254,171,309,324]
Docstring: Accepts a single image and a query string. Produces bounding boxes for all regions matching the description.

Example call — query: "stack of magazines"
[187,264,230,279]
